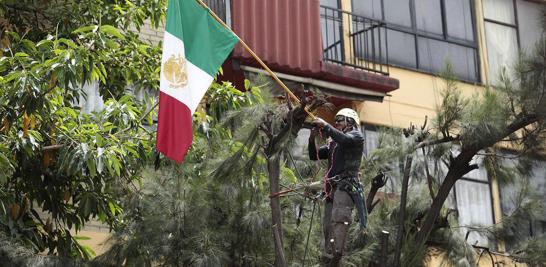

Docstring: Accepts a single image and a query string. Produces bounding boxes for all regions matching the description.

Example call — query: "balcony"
[320,5,389,76]
[226,0,399,100]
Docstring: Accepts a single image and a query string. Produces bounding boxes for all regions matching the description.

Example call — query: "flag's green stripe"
[166,0,238,76]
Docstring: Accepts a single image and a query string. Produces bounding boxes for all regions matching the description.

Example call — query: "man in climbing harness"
[308,108,368,267]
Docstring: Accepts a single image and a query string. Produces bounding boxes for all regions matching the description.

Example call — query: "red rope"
[323,141,336,200]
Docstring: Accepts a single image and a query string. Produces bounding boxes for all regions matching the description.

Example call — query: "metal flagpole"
[196,0,317,120]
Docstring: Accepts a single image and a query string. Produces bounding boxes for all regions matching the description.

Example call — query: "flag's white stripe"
[160,32,213,114]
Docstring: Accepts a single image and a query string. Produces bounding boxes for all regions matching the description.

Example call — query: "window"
[483,0,545,84]
[516,0,545,52]
[364,127,495,246]
[320,0,343,63]
[321,0,340,8]
[500,157,546,250]
[453,155,493,247]
[483,0,519,85]
[352,0,480,82]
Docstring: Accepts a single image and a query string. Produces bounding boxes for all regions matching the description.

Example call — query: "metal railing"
[320,6,389,75]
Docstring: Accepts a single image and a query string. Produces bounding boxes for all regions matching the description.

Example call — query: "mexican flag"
[157,0,238,163]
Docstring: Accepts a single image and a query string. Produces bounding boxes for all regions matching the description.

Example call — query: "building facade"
[136,0,545,265]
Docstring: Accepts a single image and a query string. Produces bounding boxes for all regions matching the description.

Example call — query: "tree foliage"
[0,0,165,258]
[1,1,545,267]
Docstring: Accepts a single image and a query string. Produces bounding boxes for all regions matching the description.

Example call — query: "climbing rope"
[302,199,318,267]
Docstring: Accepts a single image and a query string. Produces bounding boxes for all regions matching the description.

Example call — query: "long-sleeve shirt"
[308,124,364,179]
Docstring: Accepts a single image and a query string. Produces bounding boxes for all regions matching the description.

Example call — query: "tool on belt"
[330,175,368,230]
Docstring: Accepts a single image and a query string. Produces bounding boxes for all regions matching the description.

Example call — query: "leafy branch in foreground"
[0,0,164,259]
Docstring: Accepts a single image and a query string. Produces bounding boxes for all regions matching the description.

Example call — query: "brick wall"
[134,20,165,45]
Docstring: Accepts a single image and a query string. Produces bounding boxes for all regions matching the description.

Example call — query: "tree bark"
[267,155,286,267]
[261,102,310,267]
[366,173,388,213]
[394,156,413,267]
[421,147,436,199]
[412,113,539,246]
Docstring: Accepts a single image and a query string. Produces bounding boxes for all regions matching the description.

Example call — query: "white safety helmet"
[336,108,360,126]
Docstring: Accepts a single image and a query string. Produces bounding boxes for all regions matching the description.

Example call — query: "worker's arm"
[322,124,363,146]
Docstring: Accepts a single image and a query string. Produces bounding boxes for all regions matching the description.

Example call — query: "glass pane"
[485,22,518,84]
[384,0,412,27]
[482,0,515,24]
[417,37,478,81]
[455,180,494,247]
[293,129,311,159]
[517,0,545,52]
[387,29,417,68]
[321,0,340,8]
[415,0,443,35]
[465,155,488,181]
[499,158,546,249]
[363,129,379,156]
[353,19,386,64]
[352,0,382,20]
[321,7,344,62]
[446,0,474,41]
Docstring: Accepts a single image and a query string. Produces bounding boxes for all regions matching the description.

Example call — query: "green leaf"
[87,158,97,177]
[137,44,150,56]
[14,52,29,58]
[83,195,93,218]
[108,201,117,216]
[57,38,77,49]
[21,39,37,52]
[36,39,54,48]
[74,235,91,240]
[111,157,121,176]
[105,39,120,49]
[99,25,125,40]
[78,243,96,260]
[73,25,98,34]
[244,79,250,90]
[281,167,298,185]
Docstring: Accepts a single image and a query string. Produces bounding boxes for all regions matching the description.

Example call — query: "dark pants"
[323,187,355,267]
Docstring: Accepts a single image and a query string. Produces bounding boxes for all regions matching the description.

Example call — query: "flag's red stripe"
[157,92,192,163]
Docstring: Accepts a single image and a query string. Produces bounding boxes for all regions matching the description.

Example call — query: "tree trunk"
[394,156,413,267]
[267,155,286,267]
[414,150,477,245]
[412,115,539,246]
[421,147,436,199]
[366,173,388,213]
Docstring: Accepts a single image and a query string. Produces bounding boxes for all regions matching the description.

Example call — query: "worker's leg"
[329,189,354,267]
[322,198,333,258]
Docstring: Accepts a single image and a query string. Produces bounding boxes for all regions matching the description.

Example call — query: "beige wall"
[425,247,528,267]
[71,221,111,256]
[358,66,485,129]
[72,229,111,256]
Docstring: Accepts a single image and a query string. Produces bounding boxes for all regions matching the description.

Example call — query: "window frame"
[453,174,496,246]
[482,0,522,84]
[351,0,481,83]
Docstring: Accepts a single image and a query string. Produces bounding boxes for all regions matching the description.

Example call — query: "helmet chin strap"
[341,117,354,133]
[342,126,354,133]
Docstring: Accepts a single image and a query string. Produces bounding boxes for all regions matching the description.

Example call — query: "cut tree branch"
[415,135,458,150]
